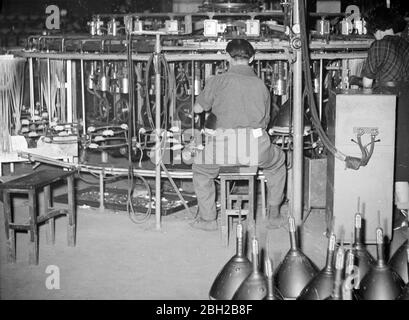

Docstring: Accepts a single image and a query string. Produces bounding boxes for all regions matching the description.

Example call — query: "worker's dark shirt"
[362,35,409,82]
[196,64,270,129]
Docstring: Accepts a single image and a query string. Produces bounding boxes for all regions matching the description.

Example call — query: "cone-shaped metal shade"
[396,241,408,300]
[297,233,336,300]
[389,240,408,284]
[232,238,268,300]
[397,284,409,300]
[274,216,319,299]
[297,268,335,300]
[353,245,376,283]
[358,265,405,300]
[209,224,252,300]
[358,228,405,300]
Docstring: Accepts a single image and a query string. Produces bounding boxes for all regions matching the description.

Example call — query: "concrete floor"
[0,165,407,300]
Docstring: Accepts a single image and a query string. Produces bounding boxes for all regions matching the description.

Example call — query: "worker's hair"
[226,39,255,60]
[365,7,401,34]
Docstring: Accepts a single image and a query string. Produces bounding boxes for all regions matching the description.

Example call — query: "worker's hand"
[193,102,204,113]
[204,112,217,130]
[349,75,363,87]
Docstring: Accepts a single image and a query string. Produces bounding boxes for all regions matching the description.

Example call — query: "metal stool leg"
[220,177,229,246]
[28,190,39,265]
[44,185,55,245]
[260,176,266,219]
[249,176,255,224]
[3,190,16,263]
[67,175,76,247]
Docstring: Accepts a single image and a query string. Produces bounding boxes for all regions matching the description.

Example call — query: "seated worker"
[190,39,287,231]
[361,7,409,183]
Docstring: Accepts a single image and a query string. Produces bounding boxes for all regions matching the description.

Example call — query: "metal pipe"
[191,60,195,133]
[292,0,303,226]
[39,59,43,113]
[17,152,194,178]
[67,60,73,123]
[319,59,323,120]
[13,50,370,62]
[155,33,162,230]
[47,58,52,123]
[81,60,86,133]
[99,169,105,211]
[29,58,35,117]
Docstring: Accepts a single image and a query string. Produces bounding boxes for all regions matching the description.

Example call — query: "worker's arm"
[362,76,374,89]
[194,101,204,113]
[195,76,216,113]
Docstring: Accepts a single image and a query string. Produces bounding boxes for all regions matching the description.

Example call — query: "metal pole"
[99,169,105,212]
[319,59,323,120]
[47,58,52,123]
[29,58,35,117]
[67,60,73,123]
[191,60,195,133]
[155,34,162,230]
[292,0,304,225]
[81,60,86,133]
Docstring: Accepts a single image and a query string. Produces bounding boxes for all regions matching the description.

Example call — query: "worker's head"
[226,39,255,65]
[365,7,398,40]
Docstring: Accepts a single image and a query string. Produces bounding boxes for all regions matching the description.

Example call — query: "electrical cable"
[126,32,152,224]
[299,0,352,165]
[144,53,173,130]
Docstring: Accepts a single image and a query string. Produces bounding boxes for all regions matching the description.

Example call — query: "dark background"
[0,0,172,15]
[1,0,409,16]
[1,0,408,48]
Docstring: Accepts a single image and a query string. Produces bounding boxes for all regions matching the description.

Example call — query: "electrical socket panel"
[203,19,218,37]
[165,20,179,34]
[246,19,260,36]
[134,20,143,32]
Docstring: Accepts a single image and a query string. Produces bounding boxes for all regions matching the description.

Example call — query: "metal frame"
[11,0,374,229]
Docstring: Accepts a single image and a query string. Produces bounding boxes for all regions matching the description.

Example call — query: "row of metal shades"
[209,214,409,300]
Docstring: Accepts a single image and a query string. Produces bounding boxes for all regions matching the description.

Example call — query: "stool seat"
[0,169,76,265]
[219,166,257,246]
[219,165,258,176]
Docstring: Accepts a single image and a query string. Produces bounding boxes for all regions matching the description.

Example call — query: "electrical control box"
[245,19,260,36]
[165,20,179,34]
[326,89,396,243]
[134,20,143,32]
[203,19,218,37]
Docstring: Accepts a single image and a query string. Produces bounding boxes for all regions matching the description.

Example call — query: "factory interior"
[0,0,409,302]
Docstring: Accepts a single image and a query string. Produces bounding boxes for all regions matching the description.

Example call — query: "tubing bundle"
[39,59,65,122]
[0,55,25,154]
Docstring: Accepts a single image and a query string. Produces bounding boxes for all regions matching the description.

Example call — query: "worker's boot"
[266,204,286,229]
[189,216,218,231]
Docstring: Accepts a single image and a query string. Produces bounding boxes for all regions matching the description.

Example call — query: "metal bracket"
[353,127,379,137]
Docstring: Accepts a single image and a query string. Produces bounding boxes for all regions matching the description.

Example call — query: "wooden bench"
[0,169,76,265]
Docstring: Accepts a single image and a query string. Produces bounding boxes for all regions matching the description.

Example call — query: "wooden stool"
[219,166,258,246]
[0,169,76,265]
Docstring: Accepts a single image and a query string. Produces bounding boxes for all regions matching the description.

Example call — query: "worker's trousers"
[192,128,286,221]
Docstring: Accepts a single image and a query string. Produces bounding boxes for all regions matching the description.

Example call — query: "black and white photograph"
[0,0,408,307]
